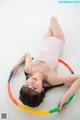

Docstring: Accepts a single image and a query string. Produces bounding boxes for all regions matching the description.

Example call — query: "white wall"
[0,0,80,120]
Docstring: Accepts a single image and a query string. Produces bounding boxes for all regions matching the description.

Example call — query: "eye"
[33,87,36,89]
[25,84,28,87]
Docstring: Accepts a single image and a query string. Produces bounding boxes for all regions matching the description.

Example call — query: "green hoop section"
[8,59,75,114]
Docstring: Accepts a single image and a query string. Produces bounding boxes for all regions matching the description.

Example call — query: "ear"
[42,87,44,92]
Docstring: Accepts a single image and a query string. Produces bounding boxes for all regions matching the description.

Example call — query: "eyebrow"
[23,85,38,92]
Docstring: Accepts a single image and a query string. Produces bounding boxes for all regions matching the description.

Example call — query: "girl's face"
[23,76,44,93]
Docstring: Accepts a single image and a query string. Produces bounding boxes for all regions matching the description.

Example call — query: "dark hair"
[19,83,64,107]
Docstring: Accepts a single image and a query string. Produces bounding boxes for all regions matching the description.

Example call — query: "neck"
[33,71,44,82]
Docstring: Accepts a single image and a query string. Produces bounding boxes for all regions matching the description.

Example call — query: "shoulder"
[24,62,32,74]
[47,70,58,85]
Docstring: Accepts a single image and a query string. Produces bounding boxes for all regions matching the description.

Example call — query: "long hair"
[19,82,64,107]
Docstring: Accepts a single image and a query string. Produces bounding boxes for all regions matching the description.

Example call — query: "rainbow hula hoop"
[8,59,75,114]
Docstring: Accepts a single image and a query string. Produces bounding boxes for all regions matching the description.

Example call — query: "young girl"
[11,17,80,109]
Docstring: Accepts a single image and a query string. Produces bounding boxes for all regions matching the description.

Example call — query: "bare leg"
[44,17,65,42]
[50,17,65,42]
[43,25,53,39]
[43,17,65,73]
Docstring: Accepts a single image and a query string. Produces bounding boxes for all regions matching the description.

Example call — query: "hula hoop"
[8,59,75,114]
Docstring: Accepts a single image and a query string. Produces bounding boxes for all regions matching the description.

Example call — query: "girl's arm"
[58,76,80,111]
[15,52,32,66]
[11,52,32,76]
[48,74,80,85]
[48,73,80,111]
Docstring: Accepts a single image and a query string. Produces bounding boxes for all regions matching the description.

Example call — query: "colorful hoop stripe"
[7,59,75,114]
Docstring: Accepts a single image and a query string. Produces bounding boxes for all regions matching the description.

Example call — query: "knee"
[50,17,57,23]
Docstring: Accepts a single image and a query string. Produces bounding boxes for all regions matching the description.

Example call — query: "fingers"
[10,70,15,77]
[61,105,67,111]
[58,101,62,111]
[10,68,14,73]
[58,104,67,113]
[10,66,19,77]
[58,107,67,114]
[12,70,16,76]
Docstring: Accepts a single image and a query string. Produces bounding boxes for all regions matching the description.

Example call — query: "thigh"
[43,26,53,39]
[51,17,65,42]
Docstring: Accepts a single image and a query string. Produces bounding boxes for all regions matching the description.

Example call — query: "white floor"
[0,0,80,120]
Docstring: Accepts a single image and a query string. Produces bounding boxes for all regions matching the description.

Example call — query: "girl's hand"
[10,65,19,76]
[58,97,68,113]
